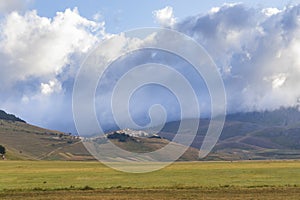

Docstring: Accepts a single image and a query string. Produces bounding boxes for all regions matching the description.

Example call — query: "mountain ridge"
[0,110,26,123]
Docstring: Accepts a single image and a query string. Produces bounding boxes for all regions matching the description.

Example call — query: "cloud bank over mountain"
[175,3,300,112]
[1,3,300,132]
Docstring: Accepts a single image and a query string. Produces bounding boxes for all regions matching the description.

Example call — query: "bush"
[0,145,5,155]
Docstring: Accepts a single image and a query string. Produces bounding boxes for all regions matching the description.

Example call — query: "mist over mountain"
[226,107,300,126]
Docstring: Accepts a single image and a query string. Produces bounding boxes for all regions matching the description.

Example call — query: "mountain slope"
[159,107,300,161]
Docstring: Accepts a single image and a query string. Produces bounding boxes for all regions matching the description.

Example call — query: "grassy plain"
[0,160,300,199]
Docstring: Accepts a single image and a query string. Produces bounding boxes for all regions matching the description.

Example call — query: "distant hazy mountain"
[159,107,300,161]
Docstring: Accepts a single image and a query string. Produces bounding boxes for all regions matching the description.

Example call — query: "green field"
[0,160,300,199]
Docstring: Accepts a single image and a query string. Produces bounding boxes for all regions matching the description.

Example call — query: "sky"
[29,0,299,32]
[1,0,300,133]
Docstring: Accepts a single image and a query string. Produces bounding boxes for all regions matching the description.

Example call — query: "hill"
[0,114,93,160]
[98,130,199,161]
[0,111,198,161]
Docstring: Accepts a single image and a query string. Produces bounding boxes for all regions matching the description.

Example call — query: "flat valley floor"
[1,160,300,199]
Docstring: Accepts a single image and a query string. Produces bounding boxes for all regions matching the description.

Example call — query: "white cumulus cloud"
[262,7,282,16]
[41,79,62,95]
[153,6,177,27]
[0,8,105,88]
